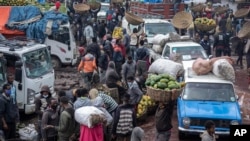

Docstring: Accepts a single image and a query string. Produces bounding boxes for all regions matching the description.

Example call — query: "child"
[200,120,216,141]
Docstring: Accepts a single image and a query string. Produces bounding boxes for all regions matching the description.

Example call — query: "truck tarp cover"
[0,5,68,41]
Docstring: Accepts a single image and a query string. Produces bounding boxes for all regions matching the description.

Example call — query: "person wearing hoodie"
[121,56,136,85]
[98,45,109,83]
[131,127,145,141]
[103,34,114,60]
[105,61,127,103]
[35,85,52,140]
[155,101,173,141]
[45,96,76,141]
[201,120,216,141]
[78,47,97,90]
[123,28,131,55]
[73,88,92,110]
[126,76,143,107]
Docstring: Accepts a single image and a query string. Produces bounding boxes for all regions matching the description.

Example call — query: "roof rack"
[0,36,40,50]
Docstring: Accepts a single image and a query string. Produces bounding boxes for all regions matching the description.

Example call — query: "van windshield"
[23,48,53,78]
[170,46,208,60]
[183,82,236,102]
[145,23,176,37]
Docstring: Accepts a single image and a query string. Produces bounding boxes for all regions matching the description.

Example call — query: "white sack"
[152,34,167,45]
[212,59,235,82]
[148,58,184,78]
[152,44,163,54]
[75,106,105,128]
[19,124,38,141]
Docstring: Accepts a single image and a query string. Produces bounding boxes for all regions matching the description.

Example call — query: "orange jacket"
[78,53,97,73]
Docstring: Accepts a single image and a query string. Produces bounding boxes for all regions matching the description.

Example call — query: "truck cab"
[0,38,55,114]
[177,67,241,139]
[45,22,78,68]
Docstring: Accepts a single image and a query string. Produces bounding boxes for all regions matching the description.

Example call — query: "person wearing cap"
[112,94,136,141]
[35,85,52,140]
[89,88,118,115]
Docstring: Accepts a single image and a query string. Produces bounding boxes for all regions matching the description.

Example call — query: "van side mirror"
[15,61,23,68]
[15,68,22,83]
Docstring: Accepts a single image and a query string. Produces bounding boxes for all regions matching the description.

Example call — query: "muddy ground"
[20,56,250,141]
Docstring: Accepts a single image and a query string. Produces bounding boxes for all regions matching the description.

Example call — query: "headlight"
[231,120,239,125]
[183,117,191,126]
[27,88,35,104]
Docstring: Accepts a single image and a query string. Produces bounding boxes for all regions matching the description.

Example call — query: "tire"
[51,56,61,68]
[178,131,186,140]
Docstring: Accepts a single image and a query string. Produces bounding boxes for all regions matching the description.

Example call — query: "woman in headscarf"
[105,61,127,103]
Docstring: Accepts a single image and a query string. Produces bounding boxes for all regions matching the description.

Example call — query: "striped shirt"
[116,109,133,135]
[98,92,118,113]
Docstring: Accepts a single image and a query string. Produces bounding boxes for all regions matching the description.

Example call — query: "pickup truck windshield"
[23,48,53,78]
[183,82,236,102]
[145,23,176,37]
[170,46,208,60]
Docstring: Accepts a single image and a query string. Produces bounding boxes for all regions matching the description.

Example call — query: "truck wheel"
[51,56,61,68]
[178,131,186,140]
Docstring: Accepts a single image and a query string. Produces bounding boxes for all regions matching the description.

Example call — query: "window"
[145,23,176,37]
[171,46,208,60]
[183,82,236,102]
[163,45,170,58]
[48,27,70,44]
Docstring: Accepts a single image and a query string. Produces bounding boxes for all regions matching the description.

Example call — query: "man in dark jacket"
[0,84,19,139]
[213,27,227,57]
[35,85,52,140]
[200,35,212,56]
[98,45,109,83]
[121,56,136,85]
[155,101,173,141]
[88,37,101,67]
[41,98,59,141]
[98,20,106,44]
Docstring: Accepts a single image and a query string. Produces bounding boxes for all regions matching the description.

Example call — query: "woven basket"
[147,86,172,102]
[73,3,90,13]
[191,3,205,12]
[214,6,228,14]
[234,8,250,18]
[125,12,144,25]
[88,1,101,10]
[195,23,216,31]
[111,0,123,3]
[171,88,183,100]
[238,22,250,38]
[172,11,193,29]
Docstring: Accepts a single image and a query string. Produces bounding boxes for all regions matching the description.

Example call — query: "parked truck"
[0,37,55,114]
[0,6,78,68]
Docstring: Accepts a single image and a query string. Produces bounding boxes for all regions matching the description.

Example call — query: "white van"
[122,18,176,45]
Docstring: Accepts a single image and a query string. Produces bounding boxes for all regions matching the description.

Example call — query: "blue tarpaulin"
[6,5,68,42]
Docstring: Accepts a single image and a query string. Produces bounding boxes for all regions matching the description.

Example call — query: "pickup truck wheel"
[178,131,186,140]
[51,56,61,68]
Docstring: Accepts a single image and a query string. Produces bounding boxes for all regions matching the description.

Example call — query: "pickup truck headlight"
[231,120,239,125]
[183,117,191,126]
[27,88,35,104]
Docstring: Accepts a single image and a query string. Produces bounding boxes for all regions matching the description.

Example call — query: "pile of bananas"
[0,0,28,6]
[194,17,216,26]
[137,95,156,118]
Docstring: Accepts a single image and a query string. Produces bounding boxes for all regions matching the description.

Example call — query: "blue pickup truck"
[177,68,242,139]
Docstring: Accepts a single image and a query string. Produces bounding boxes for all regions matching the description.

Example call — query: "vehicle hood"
[183,100,239,119]
[97,11,106,17]
[182,60,194,70]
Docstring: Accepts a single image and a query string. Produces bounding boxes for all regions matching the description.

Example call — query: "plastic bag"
[148,59,184,78]
[192,58,213,75]
[19,124,38,141]
[212,59,235,82]
[152,34,167,45]
[152,44,163,54]
[75,106,105,128]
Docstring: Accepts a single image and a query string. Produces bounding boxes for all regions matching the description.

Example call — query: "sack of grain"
[152,34,167,45]
[152,44,163,54]
[192,58,213,75]
[212,59,235,82]
[148,58,184,78]
[75,106,105,128]
[210,56,234,65]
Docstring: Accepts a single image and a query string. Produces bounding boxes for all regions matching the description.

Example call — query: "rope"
[8,15,42,26]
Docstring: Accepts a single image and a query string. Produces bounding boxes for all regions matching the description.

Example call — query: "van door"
[45,26,73,68]
[4,54,25,110]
